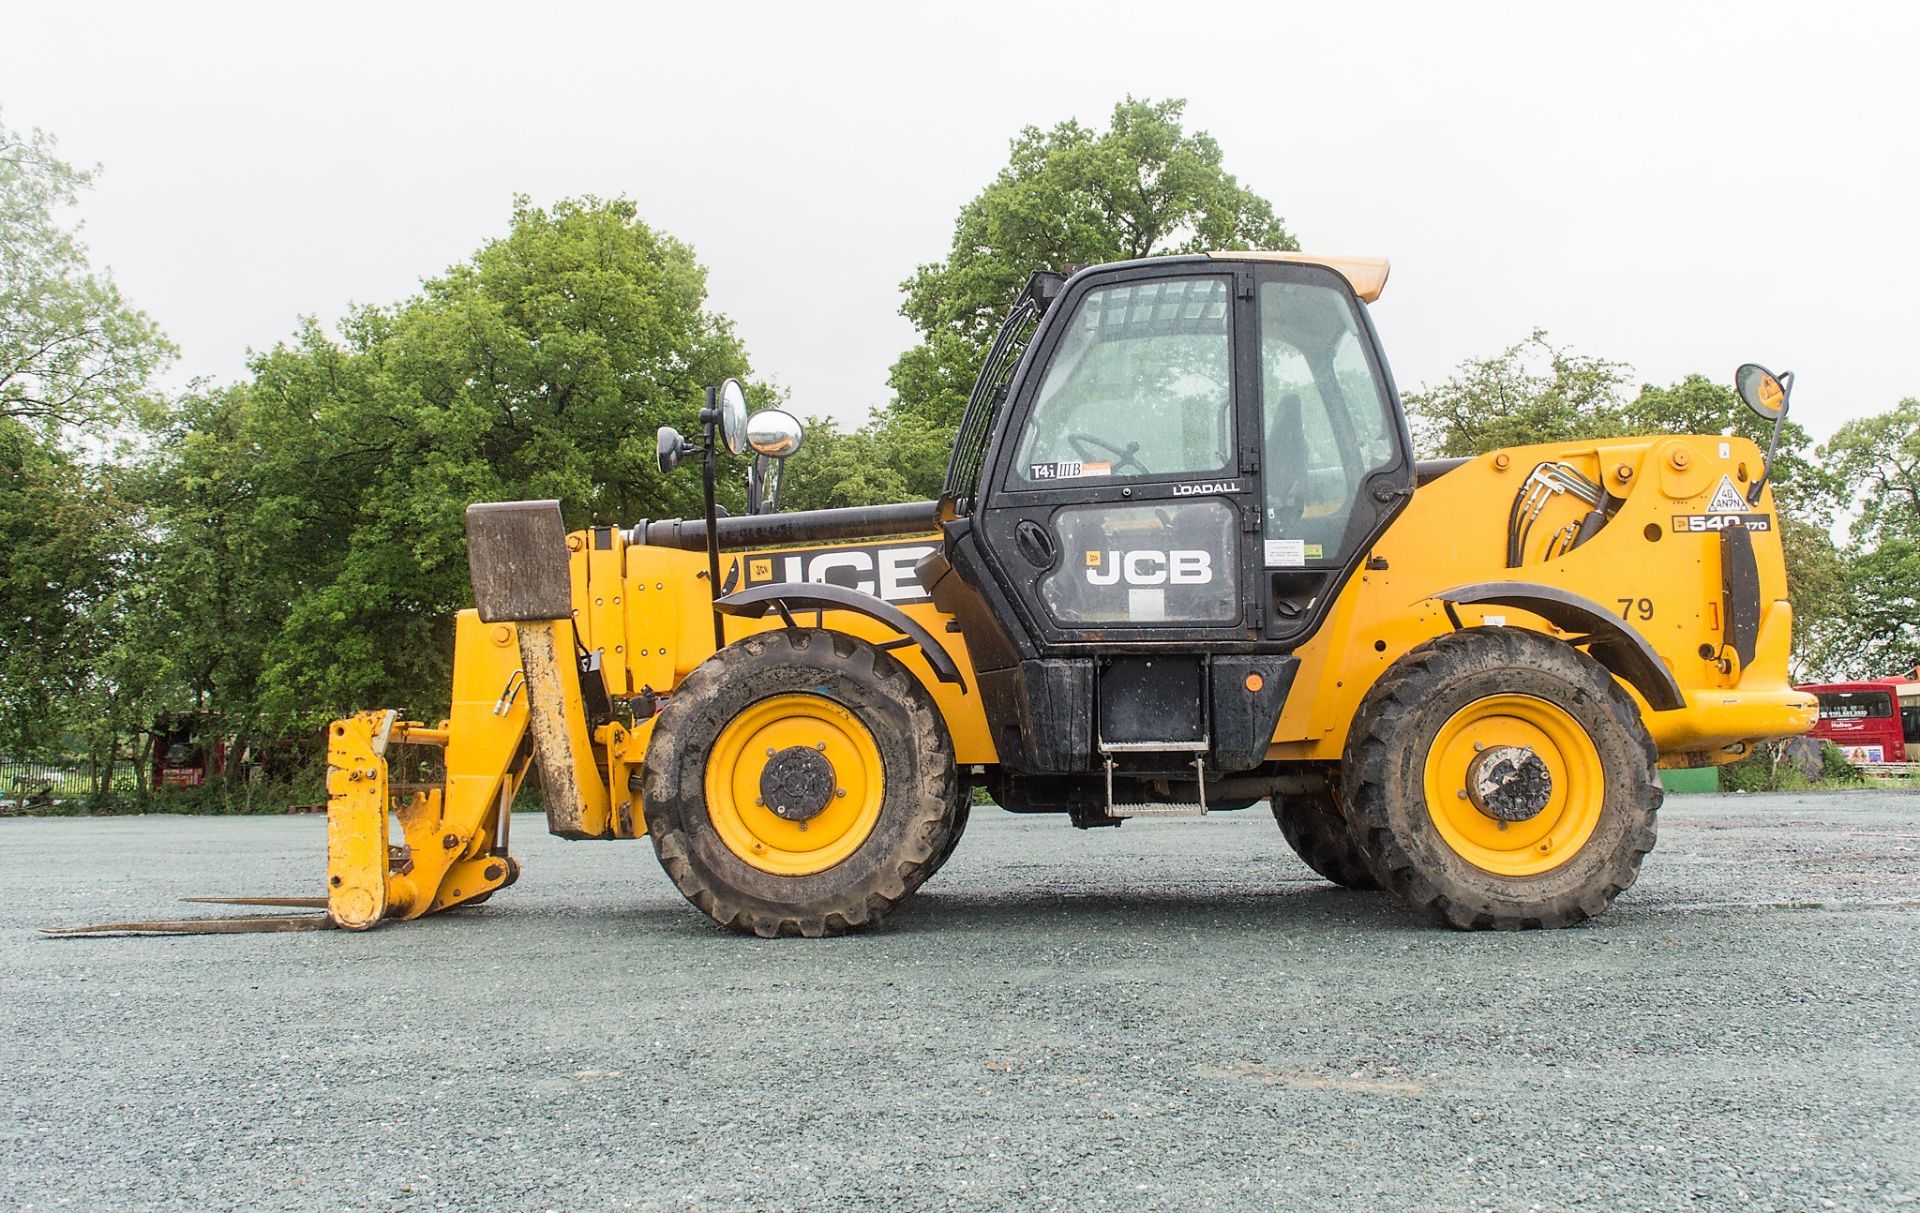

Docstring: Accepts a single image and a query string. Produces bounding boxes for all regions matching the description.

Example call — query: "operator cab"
[929,252,1416,803]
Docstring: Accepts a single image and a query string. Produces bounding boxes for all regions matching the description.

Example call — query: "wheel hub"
[1465,744,1553,822]
[759,746,836,822]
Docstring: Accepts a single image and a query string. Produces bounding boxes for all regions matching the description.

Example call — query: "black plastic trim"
[638,500,938,552]
[712,582,965,688]
[1435,581,1686,711]
[1210,655,1300,771]
[1720,527,1761,668]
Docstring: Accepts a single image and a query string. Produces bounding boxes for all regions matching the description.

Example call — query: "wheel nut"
[816,741,827,751]
[836,788,846,798]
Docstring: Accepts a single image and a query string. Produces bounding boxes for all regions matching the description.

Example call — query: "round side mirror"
[717,378,750,456]
[745,408,806,459]
[656,425,686,474]
[1735,363,1789,422]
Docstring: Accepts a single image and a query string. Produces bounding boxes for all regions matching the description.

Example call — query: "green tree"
[0,110,172,434]
[136,197,756,743]
[0,421,117,753]
[1404,330,1632,459]
[1801,398,1920,679]
[0,111,172,781]
[870,96,1293,500]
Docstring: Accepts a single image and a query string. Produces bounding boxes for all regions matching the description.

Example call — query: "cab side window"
[1011,276,1232,485]
[1259,280,1397,561]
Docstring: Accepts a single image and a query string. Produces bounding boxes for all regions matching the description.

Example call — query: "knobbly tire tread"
[1342,628,1661,931]
[926,796,971,881]
[1272,785,1380,890]
[641,628,962,938]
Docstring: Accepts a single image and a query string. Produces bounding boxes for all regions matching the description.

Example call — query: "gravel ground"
[3,791,1918,1213]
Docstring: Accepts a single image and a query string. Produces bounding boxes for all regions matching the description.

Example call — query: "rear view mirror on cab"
[745,409,805,459]
[1735,363,1791,421]
[1734,362,1794,506]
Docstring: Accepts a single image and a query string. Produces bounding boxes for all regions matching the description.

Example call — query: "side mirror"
[1735,363,1791,422]
[745,409,805,459]
[715,379,750,456]
[1734,363,1794,506]
[656,425,686,474]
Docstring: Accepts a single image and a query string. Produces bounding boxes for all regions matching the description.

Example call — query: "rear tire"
[1272,784,1379,890]
[1343,628,1660,930]
[641,628,962,937]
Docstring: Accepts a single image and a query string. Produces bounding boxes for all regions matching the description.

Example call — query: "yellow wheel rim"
[1422,693,1605,877]
[704,693,885,876]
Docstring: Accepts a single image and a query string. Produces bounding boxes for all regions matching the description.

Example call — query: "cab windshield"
[1011,276,1232,483]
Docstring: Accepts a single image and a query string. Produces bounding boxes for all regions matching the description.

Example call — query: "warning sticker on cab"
[1706,474,1749,513]
[1672,513,1772,533]
[1028,460,1111,481]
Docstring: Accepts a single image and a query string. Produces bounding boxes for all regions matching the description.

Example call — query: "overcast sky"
[6,1,1914,441]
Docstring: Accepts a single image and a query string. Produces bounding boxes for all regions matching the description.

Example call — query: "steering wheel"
[1067,433,1148,476]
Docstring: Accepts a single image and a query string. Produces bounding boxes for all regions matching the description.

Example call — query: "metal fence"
[1,759,141,803]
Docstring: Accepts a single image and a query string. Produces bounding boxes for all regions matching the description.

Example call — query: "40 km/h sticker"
[1672,513,1772,533]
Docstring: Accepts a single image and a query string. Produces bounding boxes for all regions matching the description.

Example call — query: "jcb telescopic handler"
[61,253,1818,939]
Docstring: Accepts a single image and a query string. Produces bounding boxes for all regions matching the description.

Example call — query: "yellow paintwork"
[704,693,886,875]
[321,611,527,927]
[324,712,390,929]
[618,541,998,764]
[1422,694,1603,877]
[1268,433,1815,765]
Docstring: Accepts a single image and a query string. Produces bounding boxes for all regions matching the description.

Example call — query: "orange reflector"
[1245,673,1265,692]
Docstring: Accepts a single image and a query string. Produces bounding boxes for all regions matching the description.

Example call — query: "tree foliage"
[0,111,173,772]
[0,422,122,752]
[132,197,754,738]
[1800,398,1920,679]
[1405,330,1634,459]
[0,110,172,435]
[783,98,1293,509]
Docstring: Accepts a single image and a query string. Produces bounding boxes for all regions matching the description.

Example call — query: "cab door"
[1249,263,1414,643]
[975,264,1263,651]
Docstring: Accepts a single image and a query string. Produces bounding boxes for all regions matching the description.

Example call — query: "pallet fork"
[44,502,596,937]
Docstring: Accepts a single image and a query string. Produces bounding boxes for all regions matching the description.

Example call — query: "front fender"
[1433,581,1686,712]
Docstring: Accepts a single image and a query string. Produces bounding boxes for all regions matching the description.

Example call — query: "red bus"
[1797,679,1920,764]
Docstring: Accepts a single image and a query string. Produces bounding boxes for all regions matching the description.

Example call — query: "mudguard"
[1434,581,1687,712]
[713,581,967,688]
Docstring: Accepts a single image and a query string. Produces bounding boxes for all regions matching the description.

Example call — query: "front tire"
[641,628,962,937]
[1343,628,1660,930]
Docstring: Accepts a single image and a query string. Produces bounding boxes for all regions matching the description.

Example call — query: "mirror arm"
[700,385,726,648]
[1748,370,1792,506]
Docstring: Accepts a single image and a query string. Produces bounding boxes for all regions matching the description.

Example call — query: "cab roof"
[1206,251,1390,303]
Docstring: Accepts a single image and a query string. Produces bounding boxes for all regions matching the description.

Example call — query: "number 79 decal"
[1616,597,1654,621]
